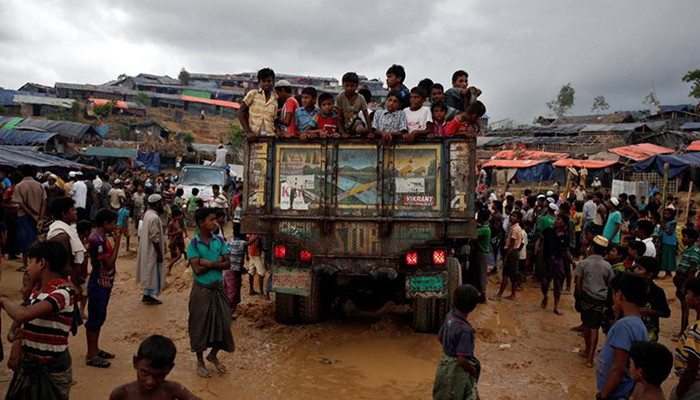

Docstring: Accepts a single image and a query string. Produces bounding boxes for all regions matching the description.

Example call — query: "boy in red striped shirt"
[0,240,75,399]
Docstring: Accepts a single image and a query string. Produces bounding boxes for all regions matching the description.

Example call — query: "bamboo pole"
[662,163,669,210]
[685,181,694,225]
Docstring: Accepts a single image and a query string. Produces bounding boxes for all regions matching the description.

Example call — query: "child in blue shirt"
[293,87,320,141]
[117,204,131,252]
[596,272,649,399]
[433,284,480,400]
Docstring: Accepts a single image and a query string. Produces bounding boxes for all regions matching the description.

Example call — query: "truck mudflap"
[405,272,448,299]
[272,267,312,296]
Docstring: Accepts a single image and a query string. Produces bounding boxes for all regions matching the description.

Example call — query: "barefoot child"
[492,211,522,301]
[672,277,700,399]
[433,284,481,400]
[575,235,614,368]
[675,228,700,338]
[633,256,670,342]
[166,208,186,275]
[0,241,75,399]
[117,204,131,252]
[109,335,201,400]
[187,208,234,377]
[628,341,672,400]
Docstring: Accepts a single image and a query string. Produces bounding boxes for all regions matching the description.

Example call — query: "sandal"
[86,357,111,368]
[97,350,115,360]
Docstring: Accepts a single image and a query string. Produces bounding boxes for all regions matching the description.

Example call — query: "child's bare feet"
[585,361,594,368]
[553,309,563,315]
[197,363,211,378]
[541,297,548,309]
[504,295,516,300]
[206,354,226,374]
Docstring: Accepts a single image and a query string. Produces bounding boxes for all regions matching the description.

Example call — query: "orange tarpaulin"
[181,95,240,109]
[553,159,618,169]
[608,143,674,161]
[482,159,546,168]
[89,98,131,109]
[687,140,700,152]
[492,150,569,161]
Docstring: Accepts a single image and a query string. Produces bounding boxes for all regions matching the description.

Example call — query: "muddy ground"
[0,228,685,399]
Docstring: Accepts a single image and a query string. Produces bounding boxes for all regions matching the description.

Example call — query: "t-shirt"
[280,97,299,134]
[207,194,228,209]
[476,225,491,253]
[678,243,700,275]
[403,107,433,133]
[227,238,246,272]
[662,220,678,246]
[117,208,130,227]
[335,92,368,130]
[188,196,201,212]
[675,319,700,379]
[432,120,448,137]
[519,227,528,260]
[242,89,278,135]
[187,233,228,285]
[444,87,463,111]
[594,204,606,226]
[247,234,260,257]
[603,211,622,244]
[444,118,467,137]
[109,188,125,209]
[537,215,555,232]
[294,107,320,133]
[396,84,411,110]
[642,238,656,258]
[88,232,115,288]
[438,310,475,358]
[317,111,340,135]
[507,223,524,252]
[642,282,670,342]
[70,181,88,209]
[596,316,648,398]
[574,254,613,301]
[373,109,408,133]
[13,177,46,217]
[22,279,75,363]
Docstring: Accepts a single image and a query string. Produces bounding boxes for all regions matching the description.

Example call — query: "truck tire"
[275,293,298,324]
[412,297,438,333]
[299,274,322,324]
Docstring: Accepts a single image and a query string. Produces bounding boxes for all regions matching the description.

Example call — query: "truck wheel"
[412,297,438,333]
[299,274,322,324]
[275,293,298,324]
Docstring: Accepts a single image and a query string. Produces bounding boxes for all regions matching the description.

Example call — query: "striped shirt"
[678,243,700,275]
[22,279,75,363]
[675,319,700,378]
[373,109,408,133]
[227,238,246,272]
[243,89,278,136]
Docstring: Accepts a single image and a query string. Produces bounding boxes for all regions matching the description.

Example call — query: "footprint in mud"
[318,357,337,365]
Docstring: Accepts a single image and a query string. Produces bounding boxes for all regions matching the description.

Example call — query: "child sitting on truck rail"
[294,87,321,141]
[336,72,371,137]
[403,87,433,143]
[433,284,481,400]
[372,91,408,144]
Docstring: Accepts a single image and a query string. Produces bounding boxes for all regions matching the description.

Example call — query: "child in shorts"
[117,204,131,252]
[672,277,700,399]
[109,335,201,400]
[335,72,371,137]
[433,284,480,400]
[317,92,341,138]
[628,341,672,400]
[166,208,186,275]
[246,234,266,297]
[675,228,700,338]
[633,256,670,342]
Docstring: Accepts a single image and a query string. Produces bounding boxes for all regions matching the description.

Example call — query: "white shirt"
[207,194,228,209]
[519,229,528,260]
[214,148,228,167]
[70,181,87,208]
[92,177,103,192]
[642,237,657,258]
[403,107,433,133]
[583,200,597,222]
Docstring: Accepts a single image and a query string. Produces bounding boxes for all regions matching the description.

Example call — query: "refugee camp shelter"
[608,143,674,163]
[0,146,90,169]
[551,159,619,187]
[7,118,100,142]
[12,94,76,117]
[69,146,138,172]
[87,98,147,117]
[129,121,171,141]
[0,130,66,152]
[482,159,555,184]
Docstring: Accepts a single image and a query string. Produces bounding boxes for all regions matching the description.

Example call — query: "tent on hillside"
[482,159,554,184]
[551,159,620,188]
[608,143,674,163]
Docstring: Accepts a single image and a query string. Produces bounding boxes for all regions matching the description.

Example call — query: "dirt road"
[0,238,685,399]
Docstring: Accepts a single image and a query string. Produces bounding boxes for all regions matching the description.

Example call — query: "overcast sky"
[1,0,699,123]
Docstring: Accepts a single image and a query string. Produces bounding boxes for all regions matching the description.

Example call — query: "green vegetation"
[182,132,195,144]
[590,95,610,113]
[135,92,150,107]
[93,102,113,119]
[227,123,246,148]
[546,83,575,117]
[178,68,191,85]
[682,68,700,98]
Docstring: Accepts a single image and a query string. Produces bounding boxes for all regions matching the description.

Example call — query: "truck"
[177,164,228,202]
[241,136,476,332]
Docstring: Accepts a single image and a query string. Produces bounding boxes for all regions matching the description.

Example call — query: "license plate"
[408,275,445,293]
[272,267,312,296]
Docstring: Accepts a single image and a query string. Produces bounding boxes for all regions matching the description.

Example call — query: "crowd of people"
[438,182,700,399]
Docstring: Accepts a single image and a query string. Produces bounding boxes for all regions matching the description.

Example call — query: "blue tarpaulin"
[0,130,59,145]
[515,162,554,183]
[135,151,161,173]
[631,153,700,179]
[95,123,109,137]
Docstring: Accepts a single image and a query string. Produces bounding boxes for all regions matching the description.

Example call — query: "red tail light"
[274,245,287,259]
[433,250,446,265]
[300,250,312,262]
[406,252,418,266]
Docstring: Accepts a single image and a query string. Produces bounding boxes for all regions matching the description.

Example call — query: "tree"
[591,95,610,113]
[117,73,128,81]
[682,69,700,99]
[135,92,150,107]
[226,123,246,149]
[178,68,191,85]
[181,132,195,144]
[546,83,575,117]
[93,102,113,119]
[643,92,660,108]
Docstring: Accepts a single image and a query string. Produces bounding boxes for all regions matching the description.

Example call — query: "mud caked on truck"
[241,136,476,332]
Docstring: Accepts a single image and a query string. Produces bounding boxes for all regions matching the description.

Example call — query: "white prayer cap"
[148,194,162,203]
[549,203,559,212]
[610,197,619,206]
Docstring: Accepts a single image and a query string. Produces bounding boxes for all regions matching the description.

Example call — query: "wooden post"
[685,181,694,225]
[661,163,669,210]
[565,168,572,199]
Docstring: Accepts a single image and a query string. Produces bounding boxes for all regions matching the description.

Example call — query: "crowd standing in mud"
[0,65,697,400]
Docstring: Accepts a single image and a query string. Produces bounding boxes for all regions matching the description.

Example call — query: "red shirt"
[444,118,464,136]
[280,97,299,135]
[317,112,340,135]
